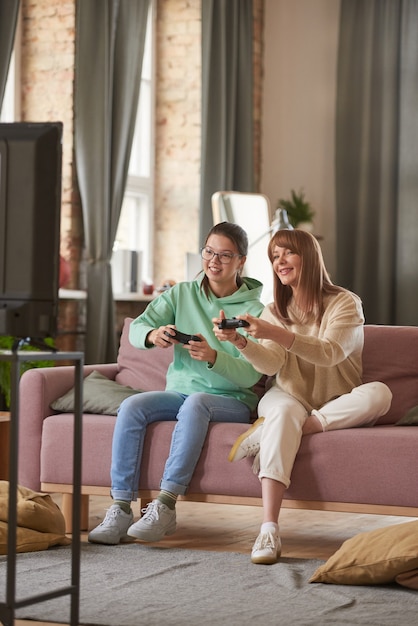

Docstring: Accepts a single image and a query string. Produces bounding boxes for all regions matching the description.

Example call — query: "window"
[113,0,155,287]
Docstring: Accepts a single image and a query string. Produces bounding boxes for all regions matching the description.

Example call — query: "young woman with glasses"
[88,221,264,545]
[215,229,392,565]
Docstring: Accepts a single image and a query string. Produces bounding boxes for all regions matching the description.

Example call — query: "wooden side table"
[0,411,10,480]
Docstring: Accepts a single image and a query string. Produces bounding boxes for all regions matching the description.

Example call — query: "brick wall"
[153,0,202,286]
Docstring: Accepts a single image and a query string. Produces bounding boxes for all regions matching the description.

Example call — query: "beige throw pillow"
[0,482,70,554]
[310,520,418,587]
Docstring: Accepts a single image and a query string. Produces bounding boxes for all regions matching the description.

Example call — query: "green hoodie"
[129,276,264,410]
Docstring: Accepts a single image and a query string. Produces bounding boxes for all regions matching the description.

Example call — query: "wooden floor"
[13,494,416,626]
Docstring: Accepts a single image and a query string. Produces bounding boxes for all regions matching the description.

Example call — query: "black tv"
[0,122,63,339]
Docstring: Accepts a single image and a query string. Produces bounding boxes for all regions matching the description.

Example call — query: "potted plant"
[277,188,315,230]
[0,336,55,410]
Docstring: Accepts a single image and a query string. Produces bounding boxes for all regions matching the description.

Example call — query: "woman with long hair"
[215,229,392,564]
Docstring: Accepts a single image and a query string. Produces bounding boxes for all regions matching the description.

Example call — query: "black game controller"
[218,318,250,330]
[164,330,202,344]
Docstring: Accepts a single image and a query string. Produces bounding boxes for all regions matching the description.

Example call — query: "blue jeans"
[110,391,250,501]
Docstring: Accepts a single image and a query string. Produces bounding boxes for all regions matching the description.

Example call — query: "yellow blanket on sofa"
[0,481,70,554]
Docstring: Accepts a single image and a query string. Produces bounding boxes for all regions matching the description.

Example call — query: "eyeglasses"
[200,247,241,265]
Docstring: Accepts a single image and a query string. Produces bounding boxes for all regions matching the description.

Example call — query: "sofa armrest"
[18,363,118,491]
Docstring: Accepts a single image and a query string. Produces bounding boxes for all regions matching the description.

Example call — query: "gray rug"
[1,543,418,625]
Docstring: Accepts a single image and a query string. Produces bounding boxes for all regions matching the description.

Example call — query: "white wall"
[261,0,340,277]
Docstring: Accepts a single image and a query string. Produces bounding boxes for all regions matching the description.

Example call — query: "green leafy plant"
[0,336,55,409]
[277,188,315,228]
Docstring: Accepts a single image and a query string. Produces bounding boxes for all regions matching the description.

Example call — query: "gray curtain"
[200,0,254,246]
[395,1,418,325]
[336,0,418,325]
[75,0,150,364]
[0,0,20,109]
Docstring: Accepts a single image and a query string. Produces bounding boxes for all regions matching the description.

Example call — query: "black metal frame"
[0,349,84,626]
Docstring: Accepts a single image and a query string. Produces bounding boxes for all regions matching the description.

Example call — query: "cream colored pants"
[257,382,392,488]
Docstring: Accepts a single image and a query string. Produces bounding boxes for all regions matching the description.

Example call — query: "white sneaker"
[251,529,281,565]
[127,499,177,542]
[228,417,264,464]
[88,504,134,545]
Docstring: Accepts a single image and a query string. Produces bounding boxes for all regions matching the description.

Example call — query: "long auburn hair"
[268,229,343,323]
[201,221,248,297]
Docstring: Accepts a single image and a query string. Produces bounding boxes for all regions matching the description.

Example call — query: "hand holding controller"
[164,329,202,344]
[218,318,250,330]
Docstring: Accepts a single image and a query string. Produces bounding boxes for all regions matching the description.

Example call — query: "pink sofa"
[18,319,418,531]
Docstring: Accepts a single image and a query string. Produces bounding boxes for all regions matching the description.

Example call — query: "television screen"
[0,122,63,339]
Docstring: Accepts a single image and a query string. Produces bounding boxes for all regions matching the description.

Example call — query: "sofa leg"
[138,497,152,513]
[61,493,90,533]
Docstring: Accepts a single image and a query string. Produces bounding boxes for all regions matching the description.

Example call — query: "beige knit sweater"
[241,290,365,412]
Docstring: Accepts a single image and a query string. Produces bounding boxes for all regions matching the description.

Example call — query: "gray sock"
[157,490,178,510]
[113,500,131,514]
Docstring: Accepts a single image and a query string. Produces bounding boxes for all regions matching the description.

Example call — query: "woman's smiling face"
[202,233,245,293]
[272,245,302,290]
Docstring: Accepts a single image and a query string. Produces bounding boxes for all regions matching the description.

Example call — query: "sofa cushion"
[362,325,418,425]
[50,370,142,415]
[115,317,173,390]
[310,520,418,587]
[285,425,418,508]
